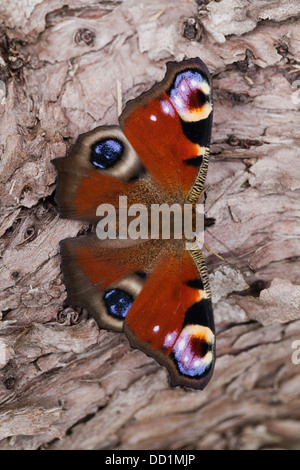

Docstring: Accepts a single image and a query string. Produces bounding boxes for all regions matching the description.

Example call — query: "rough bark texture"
[0,0,300,450]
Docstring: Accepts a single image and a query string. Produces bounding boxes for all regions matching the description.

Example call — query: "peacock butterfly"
[53,58,215,389]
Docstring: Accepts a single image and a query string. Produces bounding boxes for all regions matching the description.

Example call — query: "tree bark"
[0,0,300,450]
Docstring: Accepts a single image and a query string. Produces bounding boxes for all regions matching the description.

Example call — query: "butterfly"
[53,57,215,389]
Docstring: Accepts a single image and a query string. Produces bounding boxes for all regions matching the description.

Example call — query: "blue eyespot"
[91,138,123,169]
[104,288,133,319]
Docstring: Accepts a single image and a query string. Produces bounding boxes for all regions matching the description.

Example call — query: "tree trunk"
[0,0,300,450]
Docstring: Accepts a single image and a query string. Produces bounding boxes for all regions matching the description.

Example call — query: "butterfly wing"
[60,235,164,332]
[119,57,213,202]
[53,126,155,221]
[53,58,213,220]
[124,247,215,389]
[60,234,215,389]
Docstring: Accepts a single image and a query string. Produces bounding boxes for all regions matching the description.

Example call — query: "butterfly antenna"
[205,172,245,213]
[204,229,255,274]
[198,184,210,200]
[202,243,227,263]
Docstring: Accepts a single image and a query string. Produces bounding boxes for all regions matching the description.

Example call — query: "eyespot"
[91,138,123,169]
[104,288,133,319]
[169,70,212,122]
[172,324,214,377]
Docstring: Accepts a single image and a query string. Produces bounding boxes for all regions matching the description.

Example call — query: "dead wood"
[0,0,300,450]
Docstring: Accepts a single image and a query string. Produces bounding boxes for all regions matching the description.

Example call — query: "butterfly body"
[54,58,215,389]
